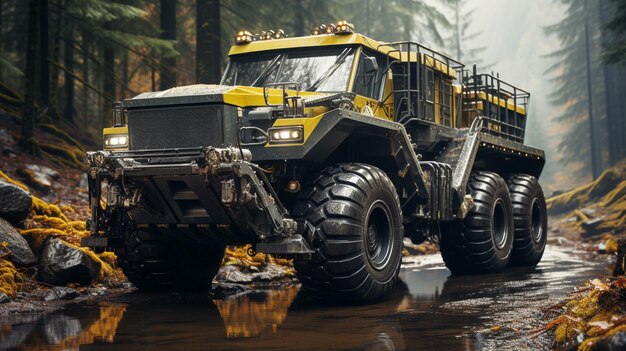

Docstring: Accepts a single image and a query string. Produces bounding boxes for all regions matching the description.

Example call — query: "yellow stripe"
[223,86,323,107]
[464,91,526,115]
[103,126,128,135]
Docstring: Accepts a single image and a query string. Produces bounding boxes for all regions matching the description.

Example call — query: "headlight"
[268,126,304,144]
[104,134,128,149]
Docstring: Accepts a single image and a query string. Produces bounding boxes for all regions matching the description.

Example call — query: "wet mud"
[0,245,609,350]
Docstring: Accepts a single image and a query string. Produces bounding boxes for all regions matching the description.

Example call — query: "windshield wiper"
[251,54,283,87]
[307,48,353,92]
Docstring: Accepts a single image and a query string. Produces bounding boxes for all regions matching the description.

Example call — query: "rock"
[77,173,88,190]
[210,283,251,298]
[215,265,253,284]
[582,217,604,237]
[587,331,626,351]
[0,217,36,266]
[0,128,13,143]
[39,315,82,345]
[2,146,17,157]
[0,179,32,224]
[613,239,626,276]
[38,238,101,286]
[0,292,10,303]
[43,287,80,301]
[17,165,60,194]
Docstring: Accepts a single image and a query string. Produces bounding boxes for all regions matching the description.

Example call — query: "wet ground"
[0,244,610,351]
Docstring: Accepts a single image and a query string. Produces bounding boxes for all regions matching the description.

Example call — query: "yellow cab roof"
[227,33,457,78]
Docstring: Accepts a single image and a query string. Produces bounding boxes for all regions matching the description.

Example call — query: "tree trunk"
[294,0,305,37]
[22,0,38,145]
[63,23,74,122]
[159,0,176,89]
[196,0,220,84]
[121,50,128,98]
[103,21,115,128]
[0,0,3,82]
[82,29,89,130]
[38,0,49,109]
[49,0,62,120]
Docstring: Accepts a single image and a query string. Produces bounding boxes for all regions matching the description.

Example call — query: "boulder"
[38,238,101,286]
[0,218,36,266]
[17,164,60,194]
[0,179,32,224]
[44,286,80,301]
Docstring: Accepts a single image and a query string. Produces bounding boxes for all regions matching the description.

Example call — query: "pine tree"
[602,0,626,64]
[21,0,37,151]
[444,0,490,69]
[544,0,607,180]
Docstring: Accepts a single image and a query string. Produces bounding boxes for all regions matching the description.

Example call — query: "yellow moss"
[579,325,626,351]
[38,123,85,152]
[605,237,619,254]
[41,143,86,169]
[98,252,118,269]
[32,196,69,222]
[547,278,626,349]
[0,170,29,191]
[548,164,624,214]
[0,258,25,297]
[223,245,294,270]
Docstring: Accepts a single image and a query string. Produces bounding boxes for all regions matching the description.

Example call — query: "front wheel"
[293,163,403,303]
[117,228,225,291]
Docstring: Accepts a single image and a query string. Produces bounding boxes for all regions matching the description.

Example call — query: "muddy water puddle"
[0,245,609,350]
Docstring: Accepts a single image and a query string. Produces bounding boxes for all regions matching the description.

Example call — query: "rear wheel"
[507,174,547,266]
[440,171,514,274]
[117,228,225,291]
[293,163,403,303]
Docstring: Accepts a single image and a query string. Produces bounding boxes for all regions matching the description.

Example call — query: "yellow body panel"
[103,126,128,136]
[464,91,526,115]
[353,95,393,120]
[223,86,323,107]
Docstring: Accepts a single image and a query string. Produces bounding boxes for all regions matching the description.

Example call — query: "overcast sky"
[464,0,566,188]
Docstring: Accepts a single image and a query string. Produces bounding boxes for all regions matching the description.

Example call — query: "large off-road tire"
[507,174,548,266]
[293,163,403,303]
[116,229,225,291]
[440,171,514,274]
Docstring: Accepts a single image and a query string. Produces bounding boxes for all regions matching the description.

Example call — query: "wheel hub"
[364,201,394,270]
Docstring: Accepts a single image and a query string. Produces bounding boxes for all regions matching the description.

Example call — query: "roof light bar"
[310,20,355,36]
[234,28,287,45]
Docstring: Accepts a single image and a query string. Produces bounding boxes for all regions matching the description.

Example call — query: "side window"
[353,51,386,99]
[425,69,434,103]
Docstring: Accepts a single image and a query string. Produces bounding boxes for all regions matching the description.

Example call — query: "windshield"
[221,47,355,92]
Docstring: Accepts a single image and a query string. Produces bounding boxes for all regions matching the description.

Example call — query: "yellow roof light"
[335,20,354,34]
[310,24,327,35]
[234,30,254,45]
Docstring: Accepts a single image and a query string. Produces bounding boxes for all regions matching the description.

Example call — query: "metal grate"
[128,105,224,150]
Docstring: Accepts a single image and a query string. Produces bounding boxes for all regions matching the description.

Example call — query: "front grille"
[128,105,224,150]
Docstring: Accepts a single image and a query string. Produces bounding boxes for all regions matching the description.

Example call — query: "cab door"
[351,49,395,120]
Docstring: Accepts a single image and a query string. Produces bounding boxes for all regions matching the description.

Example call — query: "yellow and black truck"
[85,21,546,302]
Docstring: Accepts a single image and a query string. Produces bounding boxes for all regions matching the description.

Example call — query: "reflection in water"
[0,303,126,350]
[213,285,300,338]
[0,247,611,351]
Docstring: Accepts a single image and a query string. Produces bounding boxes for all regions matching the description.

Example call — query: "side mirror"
[363,56,378,74]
